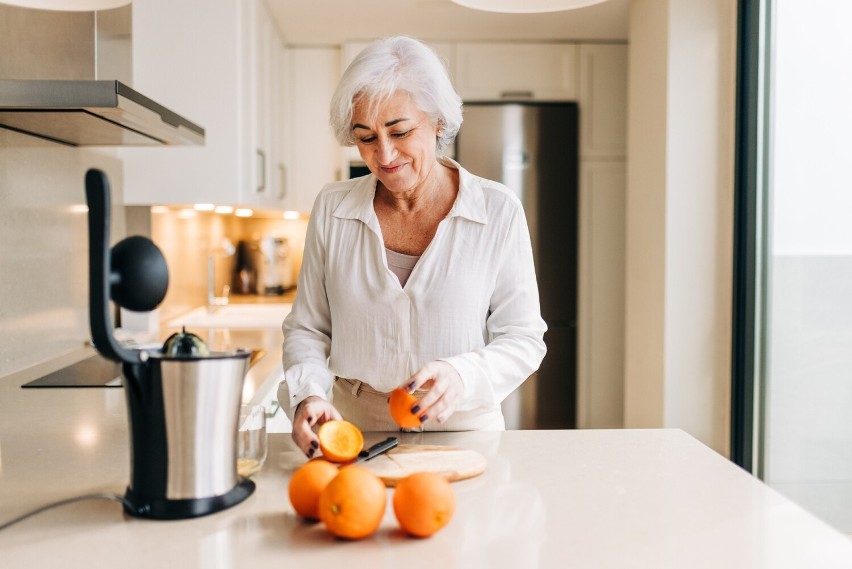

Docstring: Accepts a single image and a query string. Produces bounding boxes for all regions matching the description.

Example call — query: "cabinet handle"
[500,90,534,99]
[256,149,266,193]
[278,163,287,199]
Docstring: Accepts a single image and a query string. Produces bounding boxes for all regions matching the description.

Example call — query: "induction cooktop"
[21,354,122,388]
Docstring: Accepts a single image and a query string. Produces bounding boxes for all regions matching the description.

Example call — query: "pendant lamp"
[0,0,130,10]
[451,0,607,14]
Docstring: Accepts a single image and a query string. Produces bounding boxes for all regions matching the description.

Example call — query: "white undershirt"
[385,248,420,288]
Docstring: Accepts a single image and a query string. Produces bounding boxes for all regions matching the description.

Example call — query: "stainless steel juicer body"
[122,353,253,518]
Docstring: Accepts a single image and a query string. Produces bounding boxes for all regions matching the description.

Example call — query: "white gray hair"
[329,36,463,153]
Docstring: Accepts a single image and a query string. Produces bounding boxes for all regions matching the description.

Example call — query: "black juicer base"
[123,478,255,520]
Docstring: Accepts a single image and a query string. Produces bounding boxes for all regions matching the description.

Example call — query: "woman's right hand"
[291,395,342,458]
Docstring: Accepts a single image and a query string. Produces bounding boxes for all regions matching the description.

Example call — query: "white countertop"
[1,352,851,569]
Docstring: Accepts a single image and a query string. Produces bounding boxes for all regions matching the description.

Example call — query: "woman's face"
[351,91,441,196]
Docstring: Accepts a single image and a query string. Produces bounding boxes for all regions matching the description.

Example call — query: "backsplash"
[0,128,125,378]
[0,126,308,380]
[145,207,308,323]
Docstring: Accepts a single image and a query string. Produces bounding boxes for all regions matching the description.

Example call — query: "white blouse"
[281,157,547,413]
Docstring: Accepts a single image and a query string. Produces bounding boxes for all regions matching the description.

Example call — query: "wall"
[146,208,308,322]
[0,129,125,378]
[0,5,130,379]
[624,0,736,455]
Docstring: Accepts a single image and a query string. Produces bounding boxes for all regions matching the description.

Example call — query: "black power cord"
[0,492,132,531]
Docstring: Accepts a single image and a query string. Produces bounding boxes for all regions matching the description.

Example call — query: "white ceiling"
[266,0,630,45]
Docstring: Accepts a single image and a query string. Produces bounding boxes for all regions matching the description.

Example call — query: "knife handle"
[358,437,398,461]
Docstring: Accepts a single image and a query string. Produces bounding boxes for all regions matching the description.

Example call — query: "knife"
[357,437,398,461]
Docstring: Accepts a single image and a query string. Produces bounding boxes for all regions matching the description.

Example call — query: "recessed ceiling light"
[235,208,253,217]
[214,205,234,214]
[283,211,301,220]
[451,0,607,13]
[194,203,215,211]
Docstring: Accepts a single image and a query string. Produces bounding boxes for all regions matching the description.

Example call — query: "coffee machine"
[85,169,254,520]
[235,236,293,295]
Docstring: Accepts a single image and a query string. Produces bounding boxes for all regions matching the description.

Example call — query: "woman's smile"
[351,91,441,197]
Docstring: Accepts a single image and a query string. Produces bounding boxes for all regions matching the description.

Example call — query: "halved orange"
[389,388,422,429]
[317,420,364,463]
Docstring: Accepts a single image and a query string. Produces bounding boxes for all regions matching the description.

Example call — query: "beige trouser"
[332,377,505,432]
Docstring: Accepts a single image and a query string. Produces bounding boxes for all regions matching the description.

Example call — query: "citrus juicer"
[85,168,254,519]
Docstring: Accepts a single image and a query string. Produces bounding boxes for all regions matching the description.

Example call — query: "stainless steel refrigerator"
[455,102,578,429]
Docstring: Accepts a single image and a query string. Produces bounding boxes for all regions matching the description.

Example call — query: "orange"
[392,472,455,537]
[318,465,387,540]
[317,420,364,463]
[288,459,339,520]
[388,388,422,429]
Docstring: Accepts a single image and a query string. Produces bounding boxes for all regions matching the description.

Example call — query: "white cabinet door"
[579,44,628,159]
[243,0,286,209]
[576,160,626,430]
[284,47,341,214]
[122,0,243,205]
[122,0,286,207]
[454,43,578,101]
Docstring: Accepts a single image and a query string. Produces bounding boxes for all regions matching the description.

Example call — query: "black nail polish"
[411,405,421,414]
[310,440,319,449]
[307,447,315,458]
[420,414,429,422]
[407,382,415,390]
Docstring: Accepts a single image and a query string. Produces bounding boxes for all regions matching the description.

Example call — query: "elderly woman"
[280,36,546,457]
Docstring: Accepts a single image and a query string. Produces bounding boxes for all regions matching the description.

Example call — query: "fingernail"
[307,447,315,458]
[306,416,313,422]
[411,405,421,414]
[310,440,319,449]
[420,414,429,422]
[407,381,415,390]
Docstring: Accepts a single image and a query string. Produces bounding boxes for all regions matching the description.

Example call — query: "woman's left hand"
[402,361,464,424]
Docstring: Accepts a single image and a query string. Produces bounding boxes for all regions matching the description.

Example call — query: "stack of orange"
[287,419,456,540]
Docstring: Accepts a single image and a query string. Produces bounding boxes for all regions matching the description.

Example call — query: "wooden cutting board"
[358,444,487,486]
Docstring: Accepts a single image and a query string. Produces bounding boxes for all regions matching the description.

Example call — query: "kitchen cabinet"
[282,47,342,214]
[576,160,626,430]
[121,0,287,207]
[578,44,628,159]
[244,0,287,207]
[453,42,578,101]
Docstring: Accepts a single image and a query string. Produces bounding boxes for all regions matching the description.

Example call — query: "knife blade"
[357,437,398,461]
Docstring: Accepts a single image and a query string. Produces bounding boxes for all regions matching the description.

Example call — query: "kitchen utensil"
[357,437,399,462]
[252,235,293,295]
[85,168,254,520]
[357,444,487,486]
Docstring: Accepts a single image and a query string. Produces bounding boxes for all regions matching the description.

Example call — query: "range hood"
[0,79,205,147]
